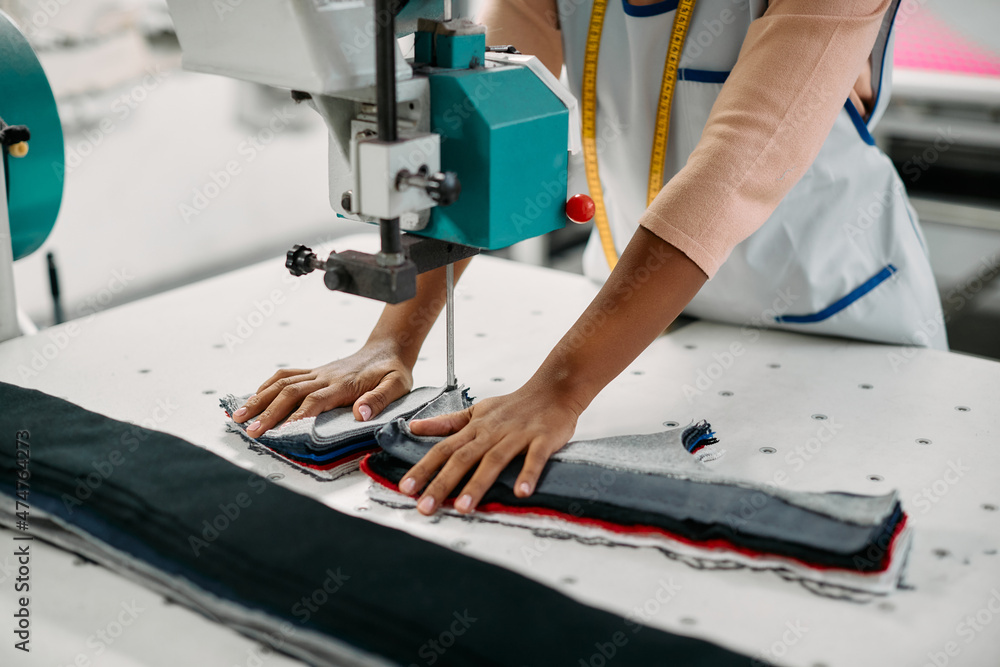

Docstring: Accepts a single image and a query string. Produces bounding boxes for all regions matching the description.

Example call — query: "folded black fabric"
[369,421,905,572]
[0,382,751,666]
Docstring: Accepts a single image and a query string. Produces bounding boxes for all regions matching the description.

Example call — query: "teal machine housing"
[0,11,63,260]
[412,25,569,250]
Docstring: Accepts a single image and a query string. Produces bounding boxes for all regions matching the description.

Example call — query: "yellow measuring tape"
[581,0,697,270]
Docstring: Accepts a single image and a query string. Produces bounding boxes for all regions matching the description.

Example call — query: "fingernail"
[358,405,372,421]
[234,407,247,418]
[399,477,416,494]
[248,420,261,433]
[417,496,436,514]
[518,482,532,496]
[455,494,472,513]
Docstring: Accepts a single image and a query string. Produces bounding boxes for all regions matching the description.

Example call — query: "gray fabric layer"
[220,386,446,451]
[375,424,899,554]
[552,430,898,527]
[312,386,445,446]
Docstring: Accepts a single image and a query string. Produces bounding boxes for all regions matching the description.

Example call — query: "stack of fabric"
[220,386,456,480]
[365,393,912,600]
[0,381,754,666]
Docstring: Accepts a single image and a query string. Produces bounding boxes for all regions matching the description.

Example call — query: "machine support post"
[374,0,404,265]
[0,156,20,343]
[446,262,456,389]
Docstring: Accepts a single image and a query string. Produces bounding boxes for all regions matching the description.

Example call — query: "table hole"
[202,390,216,395]
[213,343,225,349]
[138,369,151,374]
[680,617,697,626]
[276,363,289,368]
[878,602,895,612]
[356,506,368,512]
[491,377,504,382]
[859,383,873,390]
[279,321,290,327]
[345,338,356,344]
[684,344,697,350]
[984,549,997,556]
[916,438,932,445]
[759,447,777,454]
[632,370,645,376]
[983,504,998,512]
[560,576,577,585]
[767,363,781,369]
[719,391,733,397]
[531,310,543,316]
[811,414,828,421]
[663,421,680,428]
[417,357,428,362]
[955,406,971,412]
[452,540,468,550]
[267,473,284,482]
[933,548,949,558]
[868,474,884,482]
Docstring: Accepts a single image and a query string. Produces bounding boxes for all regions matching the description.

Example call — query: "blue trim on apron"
[775,265,898,323]
[678,68,731,83]
[621,0,680,17]
[844,99,877,146]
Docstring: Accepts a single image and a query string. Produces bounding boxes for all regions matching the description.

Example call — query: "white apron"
[559,0,947,349]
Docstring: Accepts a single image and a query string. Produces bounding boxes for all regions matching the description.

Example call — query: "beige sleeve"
[478,0,563,76]
[639,0,891,278]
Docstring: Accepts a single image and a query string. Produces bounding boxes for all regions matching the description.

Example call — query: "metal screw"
[868,474,884,482]
[719,391,733,397]
[812,414,828,420]
[663,421,680,428]
[983,504,998,512]
[267,473,284,481]
[768,363,781,369]
[956,406,971,412]
[760,447,776,454]
[916,438,932,445]
[859,383,873,390]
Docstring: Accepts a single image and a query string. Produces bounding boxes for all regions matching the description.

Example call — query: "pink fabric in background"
[894,7,1000,77]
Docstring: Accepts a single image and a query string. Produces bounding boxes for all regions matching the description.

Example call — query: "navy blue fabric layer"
[371,423,902,571]
[0,382,751,666]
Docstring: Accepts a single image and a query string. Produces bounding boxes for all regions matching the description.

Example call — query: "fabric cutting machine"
[165,0,581,305]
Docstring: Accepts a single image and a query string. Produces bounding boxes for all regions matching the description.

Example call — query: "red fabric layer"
[359,454,907,575]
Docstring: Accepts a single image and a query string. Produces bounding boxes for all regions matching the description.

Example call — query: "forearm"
[367,258,473,368]
[480,0,562,77]
[527,227,706,413]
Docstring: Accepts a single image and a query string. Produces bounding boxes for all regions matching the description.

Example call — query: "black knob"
[324,266,350,291]
[286,244,317,277]
[430,171,461,207]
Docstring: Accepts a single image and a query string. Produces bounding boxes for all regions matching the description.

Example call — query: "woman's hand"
[232,338,413,436]
[398,383,582,515]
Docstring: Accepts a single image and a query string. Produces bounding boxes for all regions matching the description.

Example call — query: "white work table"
[2,235,999,667]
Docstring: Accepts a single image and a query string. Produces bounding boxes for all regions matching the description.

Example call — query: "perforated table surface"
[2,235,998,667]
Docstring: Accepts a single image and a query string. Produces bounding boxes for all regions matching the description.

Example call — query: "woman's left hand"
[399,383,582,515]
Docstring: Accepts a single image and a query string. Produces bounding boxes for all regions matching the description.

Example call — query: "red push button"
[566,193,595,224]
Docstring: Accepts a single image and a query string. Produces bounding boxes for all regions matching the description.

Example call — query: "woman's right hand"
[231,338,414,437]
